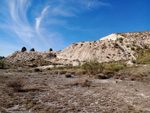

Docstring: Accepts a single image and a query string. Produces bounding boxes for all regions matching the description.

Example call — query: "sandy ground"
[0,69,150,113]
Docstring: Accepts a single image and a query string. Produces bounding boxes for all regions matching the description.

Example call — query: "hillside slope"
[58,31,150,62]
[4,31,150,65]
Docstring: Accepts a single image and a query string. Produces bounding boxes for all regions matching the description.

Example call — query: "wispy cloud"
[36,6,50,33]
[48,0,111,17]
[0,0,110,56]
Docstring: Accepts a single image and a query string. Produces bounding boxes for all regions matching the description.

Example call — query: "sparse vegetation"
[1,31,150,112]
[0,61,5,69]
[59,70,67,75]
[136,52,150,64]
[65,73,72,78]
[55,65,81,70]
[82,59,104,75]
[102,43,107,49]
[132,41,136,46]
[7,78,24,92]
[143,44,149,49]
[136,46,141,51]
[126,44,129,48]
[49,48,53,51]
[131,47,135,50]
[104,63,125,72]
[34,68,41,72]
[30,48,35,51]
[117,37,123,43]
[113,43,119,48]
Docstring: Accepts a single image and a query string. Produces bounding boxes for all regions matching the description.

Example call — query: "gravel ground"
[0,69,150,113]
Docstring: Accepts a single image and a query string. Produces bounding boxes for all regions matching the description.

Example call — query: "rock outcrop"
[58,31,150,62]
[4,31,150,65]
[5,51,58,63]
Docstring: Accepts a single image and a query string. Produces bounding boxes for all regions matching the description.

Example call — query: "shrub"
[143,44,149,49]
[75,70,86,75]
[132,41,136,46]
[126,44,129,48]
[113,43,119,48]
[136,46,141,51]
[21,47,27,52]
[7,78,24,92]
[136,53,150,64]
[59,70,67,75]
[104,63,125,72]
[102,43,107,49]
[34,68,40,72]
[131,47,135,50]
[80,79,91,87]
[49,48,53,51]
[0,61,5,69]
[82,59,104,75]
[65,73,72,78]
[117,37,123,43]
[30,48,35,51]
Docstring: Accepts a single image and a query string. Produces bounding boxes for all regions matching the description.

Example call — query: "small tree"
[21,47,27,52]
[49,48,53,51]
[30,48,35,51]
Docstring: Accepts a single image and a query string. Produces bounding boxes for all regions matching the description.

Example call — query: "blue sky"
[0,0,149,56]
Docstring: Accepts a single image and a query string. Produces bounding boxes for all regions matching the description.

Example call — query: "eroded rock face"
[4,31,150,65]
[58,31,150,62]
[5,51,58,63]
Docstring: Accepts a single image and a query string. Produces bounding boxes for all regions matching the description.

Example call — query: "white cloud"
[0,0,110,55]
[35,6,50,33]
[52,7,76,17]
[48,0,111,17]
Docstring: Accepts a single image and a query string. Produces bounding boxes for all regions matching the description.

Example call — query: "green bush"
[55,65,81,70]
[21,47,27,52]
[0,61,5,69]
[136,53,150,64]
[104,63,125,72]
[116,37,123,43]
[131,47,135,50]
[82,59,104,75]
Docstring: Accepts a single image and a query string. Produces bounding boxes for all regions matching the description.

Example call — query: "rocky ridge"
[58,31,150,62]
[4,31,150,65]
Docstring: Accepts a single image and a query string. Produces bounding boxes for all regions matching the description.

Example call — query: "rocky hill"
[58,31,150,62]
[4,31,150,65]
[4,51,58,63]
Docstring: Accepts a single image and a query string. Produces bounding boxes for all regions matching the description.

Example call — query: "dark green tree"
[49,48,53,51]
[21,47,27,52]
[30,48,35,51]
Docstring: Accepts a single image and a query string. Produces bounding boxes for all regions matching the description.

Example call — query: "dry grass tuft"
[59,70,67,75]
[80,79,92,87]
[75,70,86,75]
[82,59,104,75]
[7,78,24,92]
[21,87,42,92]
[65,73,72,78]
